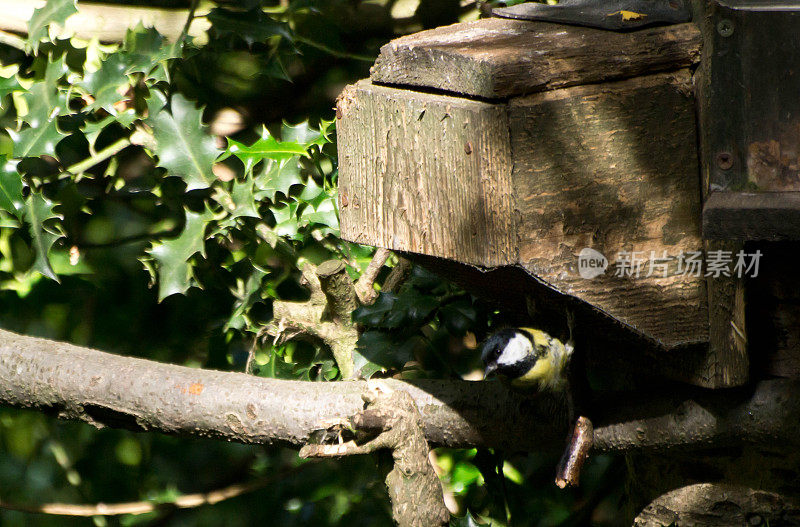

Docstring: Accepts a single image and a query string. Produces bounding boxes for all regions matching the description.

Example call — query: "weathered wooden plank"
[370,18,702,99]
[337,80,517,267]
[692,1,750,388]
[703,191,800,241]
[509,70,707,349]
[702,240,748,387]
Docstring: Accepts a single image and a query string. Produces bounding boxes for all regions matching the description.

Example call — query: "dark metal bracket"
[490,0,691,31]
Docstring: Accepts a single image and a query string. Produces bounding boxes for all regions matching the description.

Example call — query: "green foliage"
[0,1,624,525]
[26,0,77,53]
[148,94,220,190]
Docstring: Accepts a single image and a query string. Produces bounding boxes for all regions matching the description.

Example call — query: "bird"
[481,312,574,392]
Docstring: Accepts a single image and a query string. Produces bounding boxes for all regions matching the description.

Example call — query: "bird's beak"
[484,363,497,379]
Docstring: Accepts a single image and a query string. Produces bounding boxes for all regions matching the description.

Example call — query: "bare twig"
[382,257,412,293]
[0,29,25,51]
[266,260,359,378]
[555,416,594,488]
[355,248,390,305]
[63,137,132,177]
[294,35,375,63]
[0,463,312,517]
[0,0,211,43]
[316,260,359,323]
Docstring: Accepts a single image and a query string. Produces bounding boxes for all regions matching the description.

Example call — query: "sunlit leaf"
[12,112,67,159]
[253,157,303,201]
[300,194,338,230]
[122,24,182,76]
[0,156,24,219]
[19,56,69,127]
[26,0,78,53]
[271,201,300,239]
[281,120,331,150]
[147,95,219,191]
[79,53,131,113]
[0,75,21,110]
[223,127,309,169]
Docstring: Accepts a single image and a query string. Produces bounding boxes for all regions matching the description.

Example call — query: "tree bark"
[2,329,800,455]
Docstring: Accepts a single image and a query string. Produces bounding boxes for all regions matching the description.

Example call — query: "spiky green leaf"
[79,53,130,113]
[147,207,214,300]
[207,7,293,46]
[147,95,219,191]
[281,120,331,149]
[0,75,21,110]
[223,127,309,169]
[26,0,78,53]
[24,191,62,281]
[0,156,24,219]
[19,56,69,127]
[253,158,303,201]
[121,24,182,76]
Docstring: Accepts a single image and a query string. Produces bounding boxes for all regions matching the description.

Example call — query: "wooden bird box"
[335,17,747,387]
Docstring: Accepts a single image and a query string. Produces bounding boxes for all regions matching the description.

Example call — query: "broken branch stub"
[301,384,450,527]
[316,260,360,324]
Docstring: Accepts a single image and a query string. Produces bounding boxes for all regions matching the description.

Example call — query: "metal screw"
[717,19,734,37]
[716,151,734,170]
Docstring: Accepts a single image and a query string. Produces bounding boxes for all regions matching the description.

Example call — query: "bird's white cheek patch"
[497,334,532,366]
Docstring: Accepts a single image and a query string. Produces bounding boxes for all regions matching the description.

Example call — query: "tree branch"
[2,329,800,455]
[267,260,360,379]
[355,248,390,305]
[301,383,450,527]
[0,0,210,43]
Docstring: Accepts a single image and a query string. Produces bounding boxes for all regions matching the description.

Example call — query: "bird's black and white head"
[481,328,537,380]
[481,326,571,390]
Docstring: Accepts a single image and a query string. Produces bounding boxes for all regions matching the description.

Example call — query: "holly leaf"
[79,53,130,113]
[353,331,417,379]
[214,176,260,232]
[121,24,181,76]
[24,191,62,281]
[281,120,331,149]
[12,113,67,159]
[0,75,21,110]
[300,193,338,230]
[225,267,267,331]
[297,176,323,203]
[0,156,24,219]
[147,207,214,300]
[207,7,293,46]
[271,201,300,239]
[27,0,78,53]
[147,95,219,191]
[223,127,310,169]
[19,56,69,127]
[253,157,303,201]
[229,177,260,219]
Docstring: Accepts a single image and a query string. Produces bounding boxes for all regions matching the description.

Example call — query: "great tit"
[481,323,573,391]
